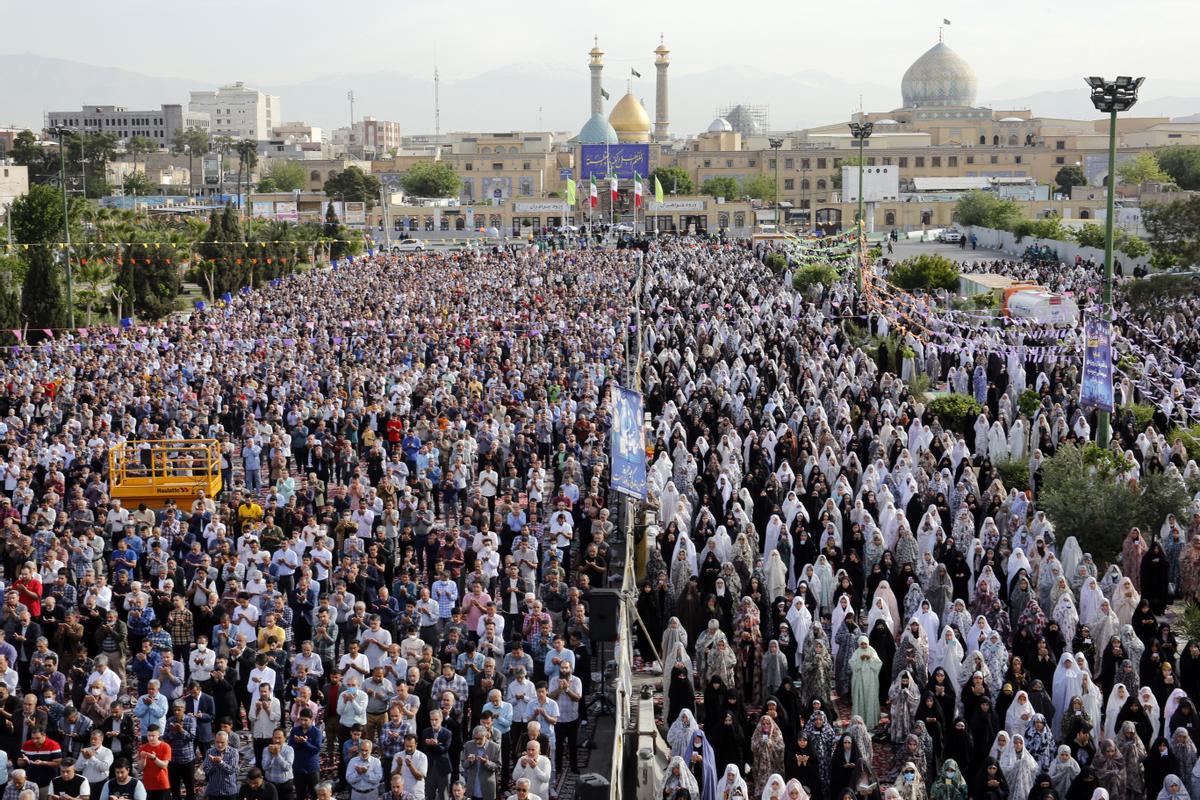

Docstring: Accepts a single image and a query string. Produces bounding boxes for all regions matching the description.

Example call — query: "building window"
[816,179,827,190]
[931,157,941,167]
[725,159,733,168]
[921,210,933,225]
[885,211,896,226]
[465,163,473,171]
[801,158,811,169]
[784,158,793,169]
[733,212,746,227]
[492,163,503,170]
[784,178,794,190]
[522,162,530,170]
[310,171,320,181]
[882,157,892,165]
[748,159,756,167]
[915,157,925,167]
[979,135,986,145]
[1080,209,1090,219]
[1015,155,1023,164]
[801,179,810,190]
[1055,157,1065,165]
[703,160,711,168]
[816,158,826,169]
[898,157,908,168]
[990,155,999,164]
[769,159,777,168]
[966,156,975,164]
[1055,140,1065,150]
[867,158,876,166]
[719,212,730,228]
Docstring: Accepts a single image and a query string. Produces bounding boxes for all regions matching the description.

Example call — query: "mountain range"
[3,53,1200,138]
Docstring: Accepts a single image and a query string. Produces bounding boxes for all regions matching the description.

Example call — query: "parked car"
[939,229,963,243]
[393,239,425,252]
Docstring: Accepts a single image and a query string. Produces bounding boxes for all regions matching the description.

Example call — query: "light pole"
[848,121,874,291]
[1086,75,1143,449]
[50,127,76,328]
[769,137,783,227]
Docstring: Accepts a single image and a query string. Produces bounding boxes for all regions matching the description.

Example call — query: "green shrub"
[1119,403,1156,430]
[888,254,960,292]
[1041,443,1188,563]
[1174,425,1200,463]
[1117,234,1150,258]
[971,292,998,309]
[764,252,788,273]
[1124,274,1199,311]
[1074,223,1107,249]
[1018,389,1042,419]
[927,394,982,423]
[996,458,1030,491]
[792,263,839,293]
[906,374,931,403]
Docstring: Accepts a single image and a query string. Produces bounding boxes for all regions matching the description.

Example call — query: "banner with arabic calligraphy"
[1081,316,1114,413]
[580,144,650,180]
[611,385,647,500]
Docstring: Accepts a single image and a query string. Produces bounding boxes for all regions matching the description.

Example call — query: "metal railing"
[108,439,222,486]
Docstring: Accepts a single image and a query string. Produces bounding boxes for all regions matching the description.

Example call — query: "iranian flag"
[609,173,618,202]
[589,177,598,208]
[633,172,644,207]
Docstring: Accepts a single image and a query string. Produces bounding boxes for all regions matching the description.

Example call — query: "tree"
[1116,151,1170,186]
[173,128,210,196]
[699,176,741,200]
[1073,222,1106,249]
[125,135,157,177]
[953,191,1022,229]
[324,202,351,260]
[234,140,259,214]
[398,162,458,199]
[792,263,839,294]
[743,175,776,202]
[325,166,384,210]
[75,259,113,325]
[10,130,57,184]
[1157,146,1200,190]
[123,171,155,197]
[1144,196,1200,268]
[1055,165,1086,196]
[11,185,69,329]
[887,253,960,292]
[649,166,694,196]
[1040,443,1189,562]
[257,160,307,193]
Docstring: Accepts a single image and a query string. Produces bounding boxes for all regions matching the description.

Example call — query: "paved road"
[885,238,1010,262]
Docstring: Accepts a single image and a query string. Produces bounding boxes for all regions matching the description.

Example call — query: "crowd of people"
[0,248,650,800]
[638,243,1200,800]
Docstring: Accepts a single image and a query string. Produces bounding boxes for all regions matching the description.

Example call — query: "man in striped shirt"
[18,727,62,788]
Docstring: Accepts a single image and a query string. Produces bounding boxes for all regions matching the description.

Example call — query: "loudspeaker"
[589,588,622,642]
[576,773,610,800]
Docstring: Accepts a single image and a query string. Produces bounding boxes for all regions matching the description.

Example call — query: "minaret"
[654,35,670,141]
[589,37,605,116]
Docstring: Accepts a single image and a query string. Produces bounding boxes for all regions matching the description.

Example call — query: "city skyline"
[4,0,1200,135]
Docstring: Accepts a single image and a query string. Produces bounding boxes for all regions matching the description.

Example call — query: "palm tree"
[234,140,259,221]
[75,259,113,325]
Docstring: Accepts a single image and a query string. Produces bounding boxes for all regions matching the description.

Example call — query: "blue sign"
[559,168,573,180]
[611,386,647,500]
[580,144,650,180]
[1081,316,1114,412]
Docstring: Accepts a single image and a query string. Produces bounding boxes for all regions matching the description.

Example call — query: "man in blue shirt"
[288,710,322,800]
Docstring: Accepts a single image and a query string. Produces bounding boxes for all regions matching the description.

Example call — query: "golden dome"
[608,93,651,141]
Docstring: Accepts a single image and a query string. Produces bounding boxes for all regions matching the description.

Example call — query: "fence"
[964,225,1153,272]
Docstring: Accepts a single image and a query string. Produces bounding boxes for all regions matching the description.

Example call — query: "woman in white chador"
[934,626,966,687]
[660,480,681,526]
[831,596,855,660]
[1104,683,1131,742]
[1112,577,1140,625]
[1079,577,1105,627]
[987,420,1010,464]
[763,514,785,559]
[765,550,789,602]
[1052,653,1085,738]
[868,595,897,636]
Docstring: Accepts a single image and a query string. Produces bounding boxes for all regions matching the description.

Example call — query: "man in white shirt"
[232,593,261,642]
[393,734,427,800]
[85,658,122,699]
[338,641,371,680]
[352,508,375,540]
[357,616,392,669]
[76,728,114,788]
[512,741,551,800]
[247,654,277,698]
[189,637,216,683]
[106,501,130,535]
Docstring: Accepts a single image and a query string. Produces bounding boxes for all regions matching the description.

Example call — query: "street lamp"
[1086,75,1144,448]
[768,137,783,226]
[48,126,76,328]
[848,121,874,291]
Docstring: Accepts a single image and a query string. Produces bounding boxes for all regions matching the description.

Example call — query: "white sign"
[649,199,705,211]
[841,165,899,202]
[514,201,568,213]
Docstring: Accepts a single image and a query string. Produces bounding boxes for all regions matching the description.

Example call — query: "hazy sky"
[6,0,1195,88]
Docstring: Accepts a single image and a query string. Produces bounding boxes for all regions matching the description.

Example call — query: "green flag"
[600,87,610,101]
[566,178,577,206]
[654,175,664,203]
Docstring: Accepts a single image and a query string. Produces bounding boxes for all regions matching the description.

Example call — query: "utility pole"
[346,90,356,158]
[51,127,76,327]
[434,65,441,137]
